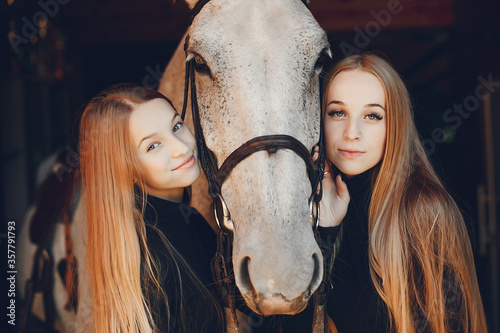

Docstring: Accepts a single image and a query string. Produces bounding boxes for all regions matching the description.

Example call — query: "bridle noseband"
[213,134,322,231]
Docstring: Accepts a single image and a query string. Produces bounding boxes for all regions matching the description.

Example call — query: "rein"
[182,0,330,331]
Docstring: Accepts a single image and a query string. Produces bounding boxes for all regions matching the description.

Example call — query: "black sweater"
[143,195,222,333]
[326,168,390,333]
[326,169,465,332]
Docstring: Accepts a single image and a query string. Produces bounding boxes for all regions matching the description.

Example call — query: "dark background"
[1,0,499,331]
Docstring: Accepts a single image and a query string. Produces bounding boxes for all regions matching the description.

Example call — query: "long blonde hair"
[79,85,220,332]
[323,54,488,332]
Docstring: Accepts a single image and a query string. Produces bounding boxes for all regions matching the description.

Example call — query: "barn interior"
[1,0,499,331]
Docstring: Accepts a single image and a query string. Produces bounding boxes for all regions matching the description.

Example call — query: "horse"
[159,0,333,325]
[18,150,92,332]
[18,0,332,331]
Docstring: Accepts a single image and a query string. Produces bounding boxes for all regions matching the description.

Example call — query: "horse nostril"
[304,252,323,300]
[238,256,255,295]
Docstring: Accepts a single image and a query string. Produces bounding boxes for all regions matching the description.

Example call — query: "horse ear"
[182,0,311,10]
[183,0,198,10]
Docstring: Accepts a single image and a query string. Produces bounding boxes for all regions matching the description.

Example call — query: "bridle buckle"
[214,193,234,231]
[309,198,320,229]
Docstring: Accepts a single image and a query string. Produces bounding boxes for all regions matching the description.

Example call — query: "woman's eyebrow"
[138,132,157,148]
[171,113,181,123]
[365,103,386,111]
[327,100,345,106]
[138,113,178,147]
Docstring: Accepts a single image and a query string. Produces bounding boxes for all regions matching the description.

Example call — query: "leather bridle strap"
[217,135,315,190]
[189,0,212,24]
[186,56,222,199]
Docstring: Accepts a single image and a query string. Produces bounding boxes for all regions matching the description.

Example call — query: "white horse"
[159,0,330,318]
[18,0,331,330]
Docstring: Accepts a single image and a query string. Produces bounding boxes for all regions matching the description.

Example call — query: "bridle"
[181,0,329,331]
[181,0,325,232]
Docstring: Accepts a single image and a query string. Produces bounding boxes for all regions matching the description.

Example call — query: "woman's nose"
[344,119,361,141]
[168,136,191,158]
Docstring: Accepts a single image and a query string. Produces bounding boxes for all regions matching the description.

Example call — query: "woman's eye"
[173,122,183,132]
[327,110,345,118]
[147,142,159,152]
[366,112,383,121]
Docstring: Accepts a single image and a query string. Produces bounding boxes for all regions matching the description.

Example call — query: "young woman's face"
[324,69,387,178]
[129,98,200,201]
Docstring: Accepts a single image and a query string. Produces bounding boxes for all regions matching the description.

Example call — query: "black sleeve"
[317,225,341,259]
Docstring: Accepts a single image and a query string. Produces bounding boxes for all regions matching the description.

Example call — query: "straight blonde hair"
[323,54,488,332]
[79,85,221,332]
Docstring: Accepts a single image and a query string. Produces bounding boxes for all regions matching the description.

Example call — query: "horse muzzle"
[234,246,323,316]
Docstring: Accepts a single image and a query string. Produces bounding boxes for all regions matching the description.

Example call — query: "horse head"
[161,0,331,316]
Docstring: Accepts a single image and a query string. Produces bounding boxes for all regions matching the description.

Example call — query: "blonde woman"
[78,85,222,332]
[315,53,488,332]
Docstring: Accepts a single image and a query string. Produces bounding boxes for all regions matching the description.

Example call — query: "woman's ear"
[132,169,142,185]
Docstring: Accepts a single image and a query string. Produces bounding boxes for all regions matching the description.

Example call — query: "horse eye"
[195,55,205,65]
[314,48,332,75]
[193,54,210,73]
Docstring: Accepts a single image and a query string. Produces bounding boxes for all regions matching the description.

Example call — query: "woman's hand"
[312,146,350,227]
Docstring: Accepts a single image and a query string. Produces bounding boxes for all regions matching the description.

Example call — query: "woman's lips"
[173,155,195,170]
[338,149,365,159]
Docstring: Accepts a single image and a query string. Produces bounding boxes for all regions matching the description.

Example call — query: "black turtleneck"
[325,168,390,333]
[143,194,216,284]
[143,194,221,332]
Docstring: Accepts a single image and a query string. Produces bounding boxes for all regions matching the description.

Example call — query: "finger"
[312,151,318,162]
[335,175,350,201]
